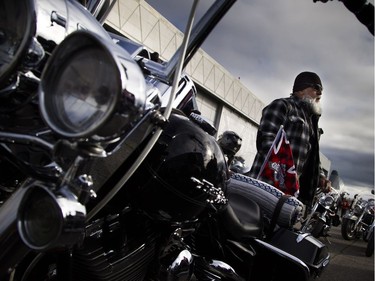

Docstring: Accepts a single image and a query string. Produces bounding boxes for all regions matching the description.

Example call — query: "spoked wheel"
[309,219,325,238]
[341,219,357,240]
[303,218,324,238]
[313,221,328,238]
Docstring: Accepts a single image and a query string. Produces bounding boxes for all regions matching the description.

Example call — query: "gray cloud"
[321,145,374,187]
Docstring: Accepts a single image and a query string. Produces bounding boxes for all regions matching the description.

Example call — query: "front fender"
[315,212,327,223]
[343,214,358,222]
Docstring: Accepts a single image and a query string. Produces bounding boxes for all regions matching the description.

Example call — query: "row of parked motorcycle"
[341,190,375,257]
[300,184,374,257]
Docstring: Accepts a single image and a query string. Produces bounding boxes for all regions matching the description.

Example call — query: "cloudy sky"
[146,0,374,196]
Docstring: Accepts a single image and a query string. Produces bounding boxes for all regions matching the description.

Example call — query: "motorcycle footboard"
[269,228,330,278]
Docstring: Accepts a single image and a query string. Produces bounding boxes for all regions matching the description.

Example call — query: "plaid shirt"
[248,96,319,190]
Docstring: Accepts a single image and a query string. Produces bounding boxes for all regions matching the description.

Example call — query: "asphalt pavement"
[316,225,374,281]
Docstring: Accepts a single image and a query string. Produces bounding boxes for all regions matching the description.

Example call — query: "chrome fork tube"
[0,186,31,279]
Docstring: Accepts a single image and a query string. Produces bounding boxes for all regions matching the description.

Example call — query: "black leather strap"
[267,194,291,239]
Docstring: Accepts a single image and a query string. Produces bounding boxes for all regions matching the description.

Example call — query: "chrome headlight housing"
[17,184,86,251]
[39,30,147,140]
[319,195,334,208]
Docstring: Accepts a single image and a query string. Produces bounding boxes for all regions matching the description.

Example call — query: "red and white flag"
[257,126,299,197]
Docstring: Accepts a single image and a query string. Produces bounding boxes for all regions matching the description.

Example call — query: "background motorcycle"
[341,194,375,241]
[0,0,329,280]
[301,188,341,238]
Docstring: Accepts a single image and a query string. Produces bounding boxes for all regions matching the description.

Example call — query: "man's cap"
[330,170,339,176]
[292,71,322,92]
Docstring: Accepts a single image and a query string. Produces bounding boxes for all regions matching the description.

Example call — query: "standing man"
[329,170,343,190]
[247,71,323,209]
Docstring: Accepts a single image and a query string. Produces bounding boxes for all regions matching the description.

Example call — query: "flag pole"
[256,125,284,179]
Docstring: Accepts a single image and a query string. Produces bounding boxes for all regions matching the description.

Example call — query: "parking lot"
[317,226,374,281]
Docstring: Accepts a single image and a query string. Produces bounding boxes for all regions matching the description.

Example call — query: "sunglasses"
[303,83,323,92]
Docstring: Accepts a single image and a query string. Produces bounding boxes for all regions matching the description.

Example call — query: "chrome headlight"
[319,195,334,208]
[39,30,146,140]
[17,184,86,251]
[0,0,35,88]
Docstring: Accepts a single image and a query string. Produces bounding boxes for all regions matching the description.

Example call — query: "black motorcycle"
[0,0,330,280]
[341,194,375,241]
[300,188,341,238]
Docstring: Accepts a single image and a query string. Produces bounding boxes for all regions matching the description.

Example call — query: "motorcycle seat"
[220,191,264,240]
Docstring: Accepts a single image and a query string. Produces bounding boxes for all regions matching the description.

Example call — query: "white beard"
[301,96,322,116]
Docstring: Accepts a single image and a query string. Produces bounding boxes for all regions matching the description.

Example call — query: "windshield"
[36,0,111,45]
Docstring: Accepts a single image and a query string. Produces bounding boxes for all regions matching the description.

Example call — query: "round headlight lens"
[324,195,334,206]
[18,187,63,250]
[39,31,123,139]
[18,185,86,251]
[40,30,147,140]
[319,195,334,207]
[48,47,119,136]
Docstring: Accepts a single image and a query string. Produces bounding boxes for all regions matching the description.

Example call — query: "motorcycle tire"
[303,218,324,238]
[341,219,356,240]
[365,231,374,257]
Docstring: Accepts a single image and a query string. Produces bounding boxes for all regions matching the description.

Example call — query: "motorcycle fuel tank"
[130,110,228,223]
